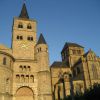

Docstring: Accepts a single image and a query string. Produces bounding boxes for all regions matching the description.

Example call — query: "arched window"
[27,36,33,41]
[37,48,42,53]
[3,57,6,65]
[28,66,31,71]
[18,23,23,28]
[26,75,29,83]
[19,65,23,71]
[27,24,32,29]
[16,35,23,40]
[31,37,33,41]
[30,75,34,83]
[16,75,20,82]
[17,36,20,39]
[23,66,26,71]
[21,75,25,83]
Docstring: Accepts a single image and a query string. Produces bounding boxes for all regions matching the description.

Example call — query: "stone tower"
[11,3,52,100]
[35,34,52,100]
[12,3,37,59]
[61,42,84,67]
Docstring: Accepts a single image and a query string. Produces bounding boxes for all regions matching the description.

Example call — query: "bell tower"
[12,3,37,59]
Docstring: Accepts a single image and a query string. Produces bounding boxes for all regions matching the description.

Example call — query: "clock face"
[21,44,27,49]
[20,41,29,50]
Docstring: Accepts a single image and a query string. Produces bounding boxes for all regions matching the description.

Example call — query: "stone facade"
[51,42,100,100]
[0,3,100,100]
[0,3,52,100]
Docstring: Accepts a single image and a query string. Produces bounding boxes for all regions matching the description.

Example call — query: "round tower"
[35,34,52,100]
[35,33,49,71]
[0,45,14,100]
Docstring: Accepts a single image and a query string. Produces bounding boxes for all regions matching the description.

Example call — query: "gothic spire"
[19,3,29,19]
[37,34,47,45]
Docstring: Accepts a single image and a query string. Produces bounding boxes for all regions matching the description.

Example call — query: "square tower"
[12,3,37,59]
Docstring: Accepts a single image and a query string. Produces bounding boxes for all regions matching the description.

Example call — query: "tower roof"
[37,34,47,45]
[19,3,29,19]
[61,42,84,53]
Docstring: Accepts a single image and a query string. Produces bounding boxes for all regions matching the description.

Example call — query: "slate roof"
[19,3,29,19]
[51,61,69,68]
[61,42,84,53]
[37,34,47,45]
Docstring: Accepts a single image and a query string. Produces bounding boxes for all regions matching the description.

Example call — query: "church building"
[0,3,52,100]
[51,42,100,100]
[0,3,100,100]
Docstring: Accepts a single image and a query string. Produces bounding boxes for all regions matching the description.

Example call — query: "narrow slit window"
[31,37,33,41]
[30,75,34,83]
[27,24,32,29]
[16,75,20,82]
[17,36,20,39]
[26,75,29,83]
[20,36,23,40]
[3,57,7,65]
[28,66,31,71]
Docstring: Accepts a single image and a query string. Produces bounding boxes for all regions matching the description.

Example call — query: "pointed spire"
[37,33,47,45]
[19,3,29,19]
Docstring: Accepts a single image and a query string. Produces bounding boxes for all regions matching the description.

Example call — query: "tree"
[63,83,100,100]
[84,84,100,100]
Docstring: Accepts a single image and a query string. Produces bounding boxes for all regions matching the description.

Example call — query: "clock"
[21,44,29,49]
[20,41,29,50]
[21,44,27,49]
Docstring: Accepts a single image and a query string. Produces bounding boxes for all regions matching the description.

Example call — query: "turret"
[35,34,52,100]
[35,33,49,71]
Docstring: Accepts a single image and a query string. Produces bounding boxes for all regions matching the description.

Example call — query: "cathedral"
[0,3,100,100]
[0,3,52,100]
[51,42,100,100]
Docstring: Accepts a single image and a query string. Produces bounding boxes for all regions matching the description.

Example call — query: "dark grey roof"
[61,42,84,53]
[51,61,69,68]
[19,3,29,19]
[37,34,47,45]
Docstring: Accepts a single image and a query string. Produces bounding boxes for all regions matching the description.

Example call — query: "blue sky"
[0,0,100,64]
